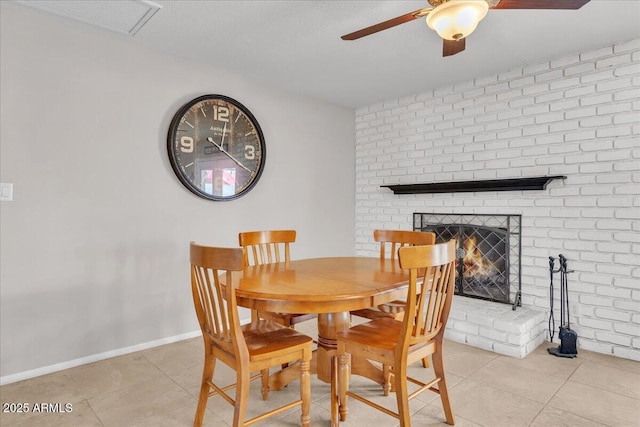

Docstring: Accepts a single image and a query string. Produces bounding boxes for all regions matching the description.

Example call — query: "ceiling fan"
[341,0,591,57]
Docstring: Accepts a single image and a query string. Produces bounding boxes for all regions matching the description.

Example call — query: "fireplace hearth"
[414,213,521,308]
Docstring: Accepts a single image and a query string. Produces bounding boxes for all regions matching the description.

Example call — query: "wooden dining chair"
[190,242,312,427]
[238,230,316,327]
[332,240,457,427]
[351,229,436,321]
[351,229,436,370]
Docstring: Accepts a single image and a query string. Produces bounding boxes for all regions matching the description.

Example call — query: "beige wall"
[0,2,355,380]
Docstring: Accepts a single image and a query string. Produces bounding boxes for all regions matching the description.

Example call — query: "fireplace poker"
[548,256,556,342]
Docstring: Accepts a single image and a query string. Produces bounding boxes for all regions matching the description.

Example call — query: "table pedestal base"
[268,312,385,390]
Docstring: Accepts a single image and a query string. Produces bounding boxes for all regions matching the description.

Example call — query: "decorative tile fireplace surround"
[354,38,640,360]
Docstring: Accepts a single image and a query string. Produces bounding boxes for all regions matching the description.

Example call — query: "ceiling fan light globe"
[426,0,489,41]
[430,15,452,35]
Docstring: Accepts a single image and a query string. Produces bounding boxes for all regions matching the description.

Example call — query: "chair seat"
[377,300,406,314]
[337,317,434,365]
[242,320,313,359]
[256,311,317,326]
[350,299,406,320]
[337,317,402,351]
[349,307,396,320]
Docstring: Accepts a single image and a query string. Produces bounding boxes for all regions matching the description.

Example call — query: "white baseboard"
[0,330,203,386]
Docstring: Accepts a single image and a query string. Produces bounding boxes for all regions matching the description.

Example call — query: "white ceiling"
[16,0,640,108]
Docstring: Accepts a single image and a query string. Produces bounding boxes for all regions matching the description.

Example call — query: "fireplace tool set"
[547,254,578,358]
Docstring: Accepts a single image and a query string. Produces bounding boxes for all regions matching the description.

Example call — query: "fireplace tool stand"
[547,254,578,358]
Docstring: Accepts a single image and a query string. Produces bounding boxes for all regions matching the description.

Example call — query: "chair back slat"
[190,243,247,355]
[374,229,436,262]
[398,240,457,349]
[239,230,296,266]
[192,265,224,341]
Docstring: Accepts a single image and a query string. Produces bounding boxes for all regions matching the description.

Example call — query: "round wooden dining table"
[232,257,411,387]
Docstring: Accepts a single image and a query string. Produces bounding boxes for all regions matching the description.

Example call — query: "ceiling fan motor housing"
[426,0,490,41]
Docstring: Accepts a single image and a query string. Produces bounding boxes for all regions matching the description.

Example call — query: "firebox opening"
[414,213,521,307]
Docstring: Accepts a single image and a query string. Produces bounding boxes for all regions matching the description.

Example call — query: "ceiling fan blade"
[341,7,432,40]
[443,38,466,57]
[492,0,589,9]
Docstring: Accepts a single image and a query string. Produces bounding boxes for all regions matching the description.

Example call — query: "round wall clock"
[167,95,266,201]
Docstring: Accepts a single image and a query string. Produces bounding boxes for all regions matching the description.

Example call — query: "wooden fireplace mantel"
[381,175,566,195]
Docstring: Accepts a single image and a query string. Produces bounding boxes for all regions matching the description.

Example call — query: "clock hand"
[220,122,227,151]
[207,137,251,172]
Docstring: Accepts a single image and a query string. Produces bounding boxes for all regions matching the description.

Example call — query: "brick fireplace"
[354,38,640,360]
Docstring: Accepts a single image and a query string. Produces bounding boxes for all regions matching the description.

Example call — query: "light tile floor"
[2,319,640,426]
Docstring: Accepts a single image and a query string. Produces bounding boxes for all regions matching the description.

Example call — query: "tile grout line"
[540,356,615,427]
[140,352,202,400]
[85,398,107,427]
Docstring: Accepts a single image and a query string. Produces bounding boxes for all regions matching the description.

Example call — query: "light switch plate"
[1,183,13,201]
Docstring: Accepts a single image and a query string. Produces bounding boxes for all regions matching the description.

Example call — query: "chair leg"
[232,369,250,427]
[394,362,411,427]
[260,368,270,400]
[421,356,430,368]
[194,353,215,427]
[282,320,294,370]
[330,356,339,427]
[300,352,311,427]
[432,349,455,425]
[383,364,391,396]
[338,352,350,422]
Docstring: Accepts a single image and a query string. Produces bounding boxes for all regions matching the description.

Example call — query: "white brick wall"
[355,38,640,361]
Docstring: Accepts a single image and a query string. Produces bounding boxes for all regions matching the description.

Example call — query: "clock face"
[167,95,266,201]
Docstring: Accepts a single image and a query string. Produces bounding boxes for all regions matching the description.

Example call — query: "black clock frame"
[167,94,266,201]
